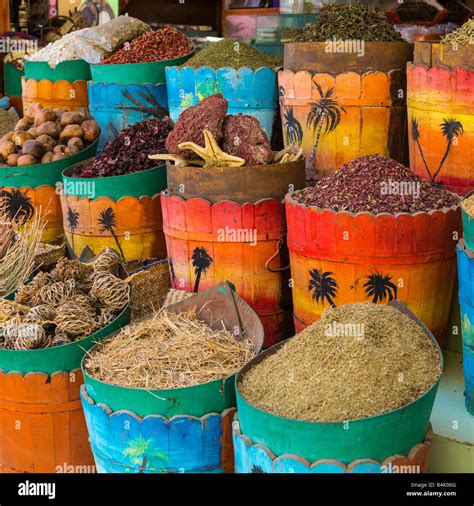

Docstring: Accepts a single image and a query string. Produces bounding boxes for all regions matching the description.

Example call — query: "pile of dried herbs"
[239,303,441,422]
[462,193,474,217]
[293,3,403,42]
[72,118,173,178]
[442,18,474,45]
[294,154,460,214]
[184,39,278,70]
[396,1,439,22]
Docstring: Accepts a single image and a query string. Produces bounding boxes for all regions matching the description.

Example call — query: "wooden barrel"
[0,141,98,243]
[89,55,192,150]
[166,66,279,140]
[280,42,413,181]
[0,305,130,473]
[234,302,441,473]
[407,43,474,196]
[456,240,474,415]
[285,194,461,347]
[163,160,306,347]
[60,164,167,262]
[81,283,263,473]
[21,60,91,114]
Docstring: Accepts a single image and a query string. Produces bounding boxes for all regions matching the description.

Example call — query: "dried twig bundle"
[85,309,257,390]
[92,250,121,275]
[91,273,130,311]
[55,302,98,337]
[13,323,51,350]
[37,280,75,306]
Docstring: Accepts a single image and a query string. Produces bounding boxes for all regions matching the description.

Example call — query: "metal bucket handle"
[265,238,290,273]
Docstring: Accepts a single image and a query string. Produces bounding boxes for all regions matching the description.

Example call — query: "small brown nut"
[35,134,56,152]
[25,103,43,118]
[15,117,34,131]
[22,140,45,159]
[59,124,84,143]
[67,137,84,151]
[34,110,58,127]
[52,152,66,162]
[6,153,19,166]
[2,131,14,142]
[53,144,66,154]
[81,120,100,143]
[11,131,33,148]
[26,127,38,138]
[64,146,80,157]
[0,140,16,159]
[41,152,54,164]
[17,154,37,166]
[36,121,60,138]
[60,112,85,127]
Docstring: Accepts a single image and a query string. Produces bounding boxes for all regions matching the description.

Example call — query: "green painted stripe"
[90,52,194,85]
[0,305,130,375]
[0,140,98,189]
[4,62,23,96]
[82,360,236,418]
[24,60,92,82]
[62,164,167,200]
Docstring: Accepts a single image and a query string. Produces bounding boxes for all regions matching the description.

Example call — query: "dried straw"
[239,303,441,422]
[85,309,257,390]
[0,202,45,298]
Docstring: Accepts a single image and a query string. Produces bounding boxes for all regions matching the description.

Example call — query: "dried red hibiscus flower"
[294,154,460,214]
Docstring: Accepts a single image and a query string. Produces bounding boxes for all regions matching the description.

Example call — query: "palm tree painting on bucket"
[0,189,34,224]
[67,207,79,251]
[98,207,125,261]
[123,436,168,473]
[191,247,213,293]
[308,269,337,308]
[362,272,398,304]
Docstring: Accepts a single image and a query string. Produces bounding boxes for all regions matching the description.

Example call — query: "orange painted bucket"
[286,195,461,347]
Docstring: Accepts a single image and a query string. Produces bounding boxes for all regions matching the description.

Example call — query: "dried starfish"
[148,153,205,168]
[178,129,245,168]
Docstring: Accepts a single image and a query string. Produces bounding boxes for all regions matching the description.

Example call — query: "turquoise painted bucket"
[80,282,264,473]
[24,60,92,83]
[165,66,279,138]
[456,240,474,415]
[461,192,474,252]
[87,82,168,150]
[234,301,442,473]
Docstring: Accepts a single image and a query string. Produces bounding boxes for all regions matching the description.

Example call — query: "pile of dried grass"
[239,303,441,422]
[462,193,474,218]
[0,203,45,298]
[85,309,257,390]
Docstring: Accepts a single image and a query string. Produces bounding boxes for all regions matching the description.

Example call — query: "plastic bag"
[75,16,151,53]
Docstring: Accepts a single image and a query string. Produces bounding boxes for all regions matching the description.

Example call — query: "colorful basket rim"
[286,191,461,219]
[168,65,279,72]
[235,301,443,426]
[162,192,285,207]
[24,59,92,82]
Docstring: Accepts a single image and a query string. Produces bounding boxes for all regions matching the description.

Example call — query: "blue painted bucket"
[165,66,278,138]
[456,240,474,415]
[87,81,168,150]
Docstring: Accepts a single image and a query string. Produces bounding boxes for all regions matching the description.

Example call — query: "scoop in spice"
[293,154,460,214]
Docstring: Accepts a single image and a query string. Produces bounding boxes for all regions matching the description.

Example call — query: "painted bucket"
[456,240,474,415]
[0,302,130,473]
[234,301,441,473]
[60,163,167,262]
[461,191,474,251]
[0,140,99,243]
[162,160,306,348]
[3,61,23,114]
[280,42,413,181]
[80,282,264,473]
[21,60,91,114]
[285,192,461,347]
[165,66,279,140]
[88,54,193,150]
[407,42,474,196]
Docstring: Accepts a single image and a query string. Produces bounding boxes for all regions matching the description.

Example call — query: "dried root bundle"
[91,273,130,312]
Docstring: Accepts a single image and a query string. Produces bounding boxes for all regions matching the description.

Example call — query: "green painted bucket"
[0,304,130,375]
[90,52,194,85]
[461,191,474,252]
[24,60,92,83]
[235,301,443,464]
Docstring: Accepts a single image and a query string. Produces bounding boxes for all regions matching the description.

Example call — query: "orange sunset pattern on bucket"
[407,64,474,196]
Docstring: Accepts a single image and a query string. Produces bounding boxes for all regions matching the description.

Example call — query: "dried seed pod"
[38,281,74,306]
[27,304,56,322]
[0,300,29,322]
[51,333,72,347]
[50,258,93,283]
[98,308,118,328]
[13,323,51,350]
[55,301,98,337]
[93,250,120,275]
[91,273,130,312]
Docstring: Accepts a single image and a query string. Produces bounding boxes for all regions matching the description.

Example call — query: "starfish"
[148,153,205,167]
[178,129,245,168]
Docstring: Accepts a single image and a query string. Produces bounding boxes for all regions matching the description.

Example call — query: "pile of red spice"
[72,118,172,178]
[294,154,460,214]
[102,28,193,65]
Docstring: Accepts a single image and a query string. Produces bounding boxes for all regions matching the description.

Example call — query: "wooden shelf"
[223,8,280,15]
